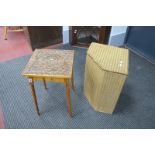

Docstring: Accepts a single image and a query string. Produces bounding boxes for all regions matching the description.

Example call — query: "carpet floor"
[0,44,155,129]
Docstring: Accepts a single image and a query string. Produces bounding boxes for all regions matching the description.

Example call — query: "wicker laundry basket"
[84,42,129,114]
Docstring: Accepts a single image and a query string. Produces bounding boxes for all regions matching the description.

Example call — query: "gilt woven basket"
[84,42,129,114]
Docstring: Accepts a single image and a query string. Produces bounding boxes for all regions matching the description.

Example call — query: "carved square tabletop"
[22,49,74,78]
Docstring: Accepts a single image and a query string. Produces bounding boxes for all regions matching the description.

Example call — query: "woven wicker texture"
[87,42,129,75]
[84,43,129,114]
[22,49,74,78]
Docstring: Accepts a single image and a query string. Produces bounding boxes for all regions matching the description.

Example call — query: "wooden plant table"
[22,49,75,117]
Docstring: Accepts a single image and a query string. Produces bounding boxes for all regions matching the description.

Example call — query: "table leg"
[65,79,72,117]
[4,27,8,40]
[43,79,47,90]
[71,70,75,91]
[29,79,40,115]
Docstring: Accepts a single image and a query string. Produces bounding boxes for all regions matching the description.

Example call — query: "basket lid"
[87,42,129,75]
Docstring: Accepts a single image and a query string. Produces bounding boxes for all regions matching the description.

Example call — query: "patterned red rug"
[0,26,32,62]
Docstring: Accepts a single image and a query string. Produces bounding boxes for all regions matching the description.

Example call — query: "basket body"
[84,43,129,114]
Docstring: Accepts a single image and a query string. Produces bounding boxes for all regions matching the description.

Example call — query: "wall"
[62,26,128,46]
[63,26,69,44]
[108,26,127,46]
[125,26,155,64]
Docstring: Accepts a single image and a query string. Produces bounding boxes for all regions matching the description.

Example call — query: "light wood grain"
[71,70,75,91]
[22,49,75,117]
[4,27,7,40]
[65,79,72,117]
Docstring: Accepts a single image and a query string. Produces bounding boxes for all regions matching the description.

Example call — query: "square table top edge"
[22,49,75,79]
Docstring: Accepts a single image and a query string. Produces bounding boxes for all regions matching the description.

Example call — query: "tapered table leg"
[29,79,40,115]
[43,79,47,90]
[65,79,72,117]
[71,70,75,91]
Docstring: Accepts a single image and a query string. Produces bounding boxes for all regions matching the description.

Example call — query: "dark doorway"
[125,26,155,63]
[70,26,111,47]
[24,26,63,50]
